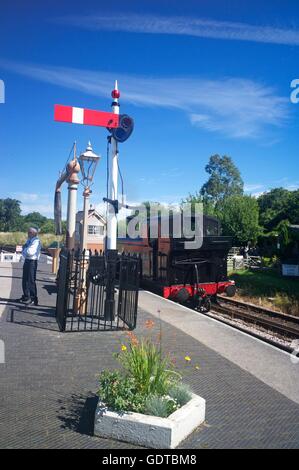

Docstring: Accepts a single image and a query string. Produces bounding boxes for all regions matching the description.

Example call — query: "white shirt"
[22,237,41,260]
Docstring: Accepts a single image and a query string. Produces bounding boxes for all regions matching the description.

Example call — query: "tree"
[22,212,48,231]
[257,188,291,231]
[0,198,22,231]
[0,199,65,235]
[39,219,55,234]
[200,155,244,207]
[61,220,67,235]
[181,191,215,216]
[219,195,261,245]
[285,190,299,225]
[257,188,299,232]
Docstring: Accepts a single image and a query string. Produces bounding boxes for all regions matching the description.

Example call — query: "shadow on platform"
[42,284,57,295]
[8,306,59,331]
[57,393,98,437]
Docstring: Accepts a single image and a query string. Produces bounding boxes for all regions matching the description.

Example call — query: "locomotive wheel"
[175,287,190,303]
[197,296,211,313]
[225,284,236,297]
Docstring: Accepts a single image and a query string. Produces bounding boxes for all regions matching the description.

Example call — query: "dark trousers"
[22,259,38,300]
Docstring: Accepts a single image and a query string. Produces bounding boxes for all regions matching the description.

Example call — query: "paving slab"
[0,264,299,449]
[138,290,299,405]
[0,263,14,317]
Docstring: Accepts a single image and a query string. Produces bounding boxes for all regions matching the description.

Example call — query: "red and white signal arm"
[54,104,119,128]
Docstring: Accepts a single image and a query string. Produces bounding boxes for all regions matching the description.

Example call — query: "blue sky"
[0,0,298,217]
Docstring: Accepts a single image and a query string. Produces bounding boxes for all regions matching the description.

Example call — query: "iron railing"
[56,249,141,332]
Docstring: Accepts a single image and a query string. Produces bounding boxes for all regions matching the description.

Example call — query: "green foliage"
[168,383,192,406]
[272,293,299,316]
[0,231,27,246]
[229,269,299,301]
[257,189,299,256]
[0,198,22,231]
[144,395,179,418]
[219,195,261,244]
[39,219,55,234]
[257,188,299,232]
[229,269,299,315]
[61,220,67,235]
[116,336,181,396]
[181,191,216,216]
[276,219,290,247]
[97,370,146,413]
[0,232,64,248]
[200,155,244,206]
[0,198,68,235]
[22,211,48,231]
[97,328,192,417]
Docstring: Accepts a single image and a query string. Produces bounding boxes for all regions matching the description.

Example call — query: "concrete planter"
[94,393,206,449]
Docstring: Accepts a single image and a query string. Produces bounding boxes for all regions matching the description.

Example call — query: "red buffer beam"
[54,104,119,128]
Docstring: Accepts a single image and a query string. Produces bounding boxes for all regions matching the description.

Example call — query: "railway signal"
[54,104,119,128]
[111,114,134,143]
[54,80,134,251]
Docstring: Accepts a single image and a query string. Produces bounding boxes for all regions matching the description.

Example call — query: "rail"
[212,296,299,340]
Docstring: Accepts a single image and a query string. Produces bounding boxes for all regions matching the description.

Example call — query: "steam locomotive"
[117,213,236,312]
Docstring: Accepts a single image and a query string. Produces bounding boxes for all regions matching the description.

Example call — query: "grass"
[229,269,299,316]
[0,232,64,248]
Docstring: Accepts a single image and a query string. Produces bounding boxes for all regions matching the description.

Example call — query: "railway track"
[207,295,299,350]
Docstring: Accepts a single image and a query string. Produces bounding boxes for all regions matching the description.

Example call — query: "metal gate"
[55,249,141,332]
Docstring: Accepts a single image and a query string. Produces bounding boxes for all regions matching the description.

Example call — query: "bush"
[97,370,146,413]
[168,383,192,406]
[273,293,299,316]
[144,395,179,418]
[229,268,299,315]
[97,325,193,417]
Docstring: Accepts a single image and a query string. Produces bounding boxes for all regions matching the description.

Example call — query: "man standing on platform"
[19,227,41,305]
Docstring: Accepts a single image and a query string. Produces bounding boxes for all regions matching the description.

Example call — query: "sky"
[0,0,298,218]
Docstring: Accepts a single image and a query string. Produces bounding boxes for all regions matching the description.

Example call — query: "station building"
[75,207,106,251]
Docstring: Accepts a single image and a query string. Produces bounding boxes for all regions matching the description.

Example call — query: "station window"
[88,225,104,235]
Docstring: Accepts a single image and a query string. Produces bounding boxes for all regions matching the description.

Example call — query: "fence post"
[104,249,118,321]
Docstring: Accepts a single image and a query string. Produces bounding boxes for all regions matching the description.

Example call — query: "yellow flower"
[121,345,127,351]
[184,356,191,362]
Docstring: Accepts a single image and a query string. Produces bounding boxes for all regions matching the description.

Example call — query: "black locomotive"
[118,213,236,312]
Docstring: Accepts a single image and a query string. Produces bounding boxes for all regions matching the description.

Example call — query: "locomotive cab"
[117,212,236,312]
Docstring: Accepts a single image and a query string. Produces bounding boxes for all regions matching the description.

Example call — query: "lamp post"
[74,142,100,315]
[79,141,100,251]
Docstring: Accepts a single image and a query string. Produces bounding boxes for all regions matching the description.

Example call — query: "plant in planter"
[97,332,191,416]
[94,321,206,448]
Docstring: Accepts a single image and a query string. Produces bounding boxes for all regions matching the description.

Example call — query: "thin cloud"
[54,14,299,46]
[244,184,264,192]
[12,192,39,202]
[244,180,299,197]
[12,192,62,218]
[21,203,54,217]
[0,59,288,139]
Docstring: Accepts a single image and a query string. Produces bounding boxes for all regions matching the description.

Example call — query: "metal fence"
[56,249,141,332]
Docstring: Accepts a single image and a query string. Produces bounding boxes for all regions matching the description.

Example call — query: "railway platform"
[0,262,299,449]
